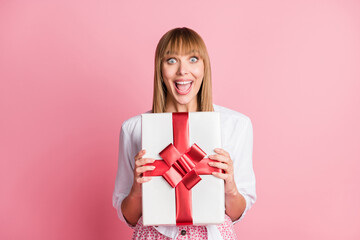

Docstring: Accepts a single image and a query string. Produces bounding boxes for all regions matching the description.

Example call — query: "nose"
[176,61,189,75]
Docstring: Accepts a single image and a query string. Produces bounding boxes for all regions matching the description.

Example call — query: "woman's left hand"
[208,148,238,196]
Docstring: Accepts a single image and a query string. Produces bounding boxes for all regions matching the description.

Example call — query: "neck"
[165,98,199,113]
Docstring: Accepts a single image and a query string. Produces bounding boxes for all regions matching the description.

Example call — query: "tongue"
[177,83,191,91]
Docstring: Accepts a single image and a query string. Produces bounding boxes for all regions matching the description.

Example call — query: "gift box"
[141,112,224,226]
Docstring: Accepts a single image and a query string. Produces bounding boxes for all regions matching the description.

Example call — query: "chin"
[174,100,190,106]
[174,96,193,105]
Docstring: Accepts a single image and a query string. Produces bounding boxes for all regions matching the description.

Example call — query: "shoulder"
[213,104,251,126]
[120,109,151,135]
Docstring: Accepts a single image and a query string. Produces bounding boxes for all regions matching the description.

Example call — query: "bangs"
[161,31,207,59]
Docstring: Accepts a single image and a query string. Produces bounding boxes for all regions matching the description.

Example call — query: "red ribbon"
[143,112,221,225]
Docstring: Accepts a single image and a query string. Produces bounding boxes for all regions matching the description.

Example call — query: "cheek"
[193,63,205,78]
[161,69,173,91]
[161,65,176,80]
[194,70,204,83]
[194,66,204,91]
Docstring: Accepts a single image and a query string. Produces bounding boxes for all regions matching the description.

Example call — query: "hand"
[208,148,238,196]
[130,149,156,197]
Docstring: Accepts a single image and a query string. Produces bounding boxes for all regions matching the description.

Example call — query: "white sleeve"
[112,124,136,223]
[232,117,256,224]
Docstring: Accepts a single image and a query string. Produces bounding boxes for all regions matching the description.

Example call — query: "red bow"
[160,143,206,190]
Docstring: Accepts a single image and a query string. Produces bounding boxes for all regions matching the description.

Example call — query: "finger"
[208,161,229,171]
[136,176,152,184]
[136,165,156,174]
[135,158,156,167]
[211,171,229,180]
[214,148,230,158]
[208,154,230,163]
[134,149,146,161]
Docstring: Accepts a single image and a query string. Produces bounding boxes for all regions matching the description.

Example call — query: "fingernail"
[151,166,156,169]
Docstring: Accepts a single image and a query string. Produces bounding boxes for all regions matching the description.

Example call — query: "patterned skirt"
[132,215,237,240]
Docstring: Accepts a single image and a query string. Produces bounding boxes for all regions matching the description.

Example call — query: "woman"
[112,27,256,239]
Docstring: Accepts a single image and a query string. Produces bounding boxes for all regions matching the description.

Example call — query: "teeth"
[176,81,192,85]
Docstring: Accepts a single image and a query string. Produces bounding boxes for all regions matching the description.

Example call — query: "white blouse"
[112,104,256,240]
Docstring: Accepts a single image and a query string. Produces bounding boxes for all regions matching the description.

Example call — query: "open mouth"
[174,80,193,95]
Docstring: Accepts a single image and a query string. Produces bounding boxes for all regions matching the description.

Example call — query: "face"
[161,52,204,110]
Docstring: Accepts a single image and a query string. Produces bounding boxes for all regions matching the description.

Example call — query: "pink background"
[1,0,359,239]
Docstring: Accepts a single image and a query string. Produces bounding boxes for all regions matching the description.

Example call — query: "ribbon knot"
[160,143,206,190]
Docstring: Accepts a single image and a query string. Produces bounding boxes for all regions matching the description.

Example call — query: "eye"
[190,56,198,63]
[167,58,177,64]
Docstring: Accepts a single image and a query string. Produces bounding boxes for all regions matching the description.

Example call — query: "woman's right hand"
[130,149,156,197]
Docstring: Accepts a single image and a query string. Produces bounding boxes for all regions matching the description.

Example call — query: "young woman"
[112,27,256,240]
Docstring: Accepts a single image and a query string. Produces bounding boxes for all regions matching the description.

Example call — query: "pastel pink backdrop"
[1,0,359,239]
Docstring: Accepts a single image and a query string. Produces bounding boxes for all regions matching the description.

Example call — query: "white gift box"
[141,112,225,226]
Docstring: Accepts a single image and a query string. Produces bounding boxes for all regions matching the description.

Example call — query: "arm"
[224,182,247,221]
[209,148,247,221]
[112,125,155,226]
[209,117,256,222]
[121,150,155,226]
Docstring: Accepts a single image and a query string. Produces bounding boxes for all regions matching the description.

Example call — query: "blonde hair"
[152,27,214,113]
